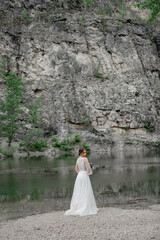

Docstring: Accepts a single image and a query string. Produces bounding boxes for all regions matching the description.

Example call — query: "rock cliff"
[0,0,160,151]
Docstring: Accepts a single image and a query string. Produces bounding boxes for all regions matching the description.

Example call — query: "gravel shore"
[0,205,160,240]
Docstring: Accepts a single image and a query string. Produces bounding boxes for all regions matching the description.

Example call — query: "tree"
[135,0,160,22]
[19,96,47,156]
[0,60,24,146]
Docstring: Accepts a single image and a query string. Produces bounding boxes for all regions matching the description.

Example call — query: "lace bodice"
[76,157,92,175]
[77,157,86,171]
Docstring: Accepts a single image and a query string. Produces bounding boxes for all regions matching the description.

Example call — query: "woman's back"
[77,156,86,171]
[64,148,98,216]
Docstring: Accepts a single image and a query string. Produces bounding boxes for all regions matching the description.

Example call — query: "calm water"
[0,151,160,221]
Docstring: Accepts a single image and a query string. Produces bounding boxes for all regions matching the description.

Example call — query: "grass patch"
[144,124,155,132]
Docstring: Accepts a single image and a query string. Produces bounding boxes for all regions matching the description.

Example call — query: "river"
[0,151,160,221]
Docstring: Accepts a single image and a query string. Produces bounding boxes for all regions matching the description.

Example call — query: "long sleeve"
[75,162,79,173]
[84,158,93,175]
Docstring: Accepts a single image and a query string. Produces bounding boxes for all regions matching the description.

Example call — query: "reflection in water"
[0,151,160,221]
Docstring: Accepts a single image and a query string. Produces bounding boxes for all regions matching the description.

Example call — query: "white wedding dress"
[64,156,98,216]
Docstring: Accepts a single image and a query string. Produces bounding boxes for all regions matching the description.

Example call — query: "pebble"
[0,205,160,240]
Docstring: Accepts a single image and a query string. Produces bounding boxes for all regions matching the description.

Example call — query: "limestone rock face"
[0,1,160,151]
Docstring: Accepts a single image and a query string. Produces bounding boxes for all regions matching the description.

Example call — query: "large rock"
[0,1,160,151]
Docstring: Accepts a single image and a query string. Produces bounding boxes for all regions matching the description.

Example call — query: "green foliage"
[0,191,21,202]
[0,60,46,154]
[20,133,47,152]
[124,126,130,131]
[94,72,102,78]
[35,12,40,18]
[53,137,73,154]
[145,141,160,148]
[80,117,91,125]
[30,189,41,200]
[144,123,155,132]
[96,7,108,16]
[81,142,90,152]
[135,0,160,22]
[147,166,156,173]
[29,96,43,128]
[93,58,101,75]
[0,60,24,146]
[21,10,32,20]
[71,135,81,144]
[48,16,52,22]
[53,135,90,156]
[0,189,43,202]
[93,72,109,80]
[34,12,42,20]
[93,59,109,80]
[118,1,127,18]
[118,21,124,26]
[136,16,145,23]
[53,135,81,155]
[0,146,15,157]
[153,141,160,147]
[58,0,64,6]
[72,57,81,72]
[102,4,113,16]
[20,96,46,155]
[82,0,94,8]
[79,18,84,25]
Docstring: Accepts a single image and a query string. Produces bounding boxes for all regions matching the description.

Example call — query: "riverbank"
[0,205,160,240]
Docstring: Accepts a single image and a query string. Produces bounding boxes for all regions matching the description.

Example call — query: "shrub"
[135,0,160,23]
[28,138,47,151]
[82,142,91,152]
[71,135,81,144]
[21,10,32,20]
[93,59,109,80]
[53,135,81,155]
[0,146,15,157]
[82,0,94,8]
[144,123,155,132]
[80,117,91,125]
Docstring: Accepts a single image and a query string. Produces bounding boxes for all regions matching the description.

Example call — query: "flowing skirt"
[64,171,98,216]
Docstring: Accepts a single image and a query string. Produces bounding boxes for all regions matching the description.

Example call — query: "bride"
[64,148,98,216]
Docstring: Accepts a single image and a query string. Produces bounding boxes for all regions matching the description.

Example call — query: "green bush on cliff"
[20,137,47,152]
[81,142,91,152]
[82,0,94,8]
[93,59,109,80]
[135,0,160,22]
[21,10,32,20]
[53,134,81,155]
[19,129,47,153]
[144,123,155,132]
